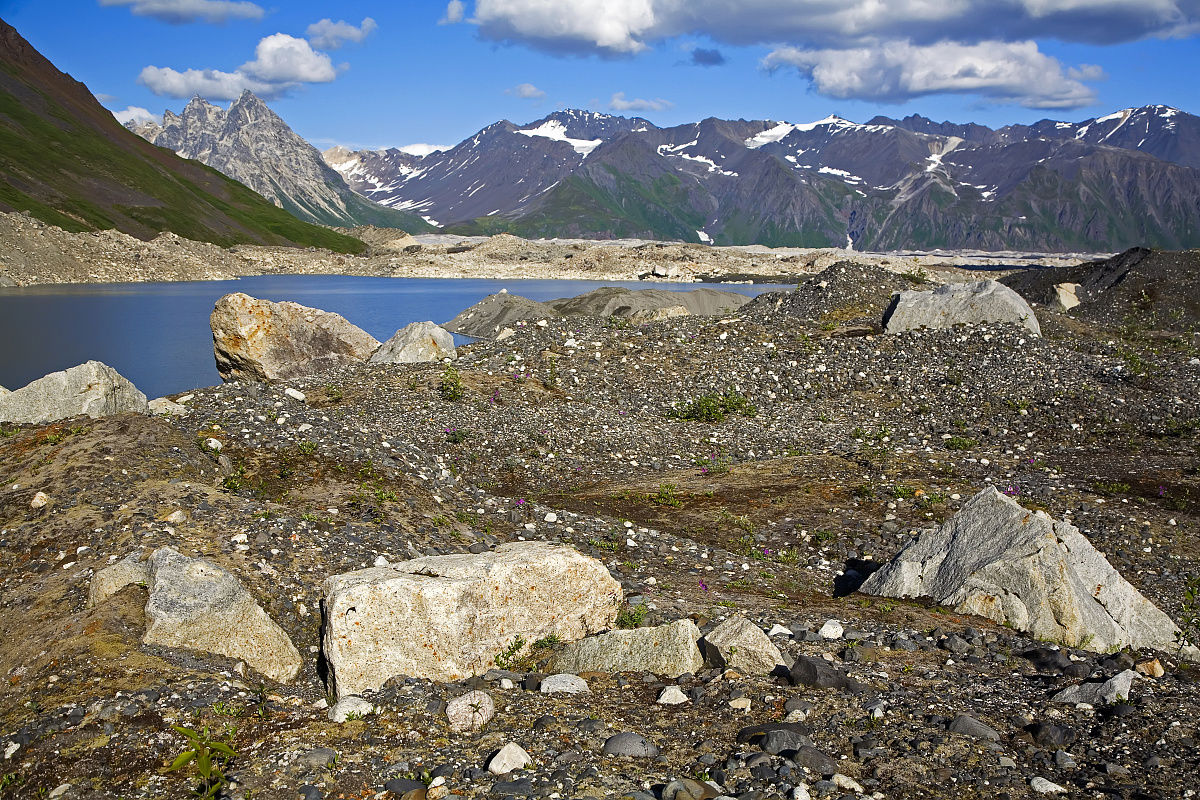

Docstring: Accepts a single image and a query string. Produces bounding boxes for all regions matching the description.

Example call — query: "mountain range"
[0,19,363,253]
[129,93,430,232]
[325,106,1200,252]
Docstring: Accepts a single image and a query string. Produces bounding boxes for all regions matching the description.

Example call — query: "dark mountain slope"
[0,19,363,253]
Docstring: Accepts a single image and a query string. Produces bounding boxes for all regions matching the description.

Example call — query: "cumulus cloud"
[112,105,161,125]
[138,32,341,100]
[690,47,725,66]
[609,91,672,112]
[764,39,1103,108]
[99,0,264,24]
[306,17,378,50]
[240,33,338,83]
[469,0,1200,51]
[506,82,546,99]
[440,0,466,24]
[138,66,278,99]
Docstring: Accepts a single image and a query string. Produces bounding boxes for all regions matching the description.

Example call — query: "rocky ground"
[0,212,1099,287]
[1,253,1199,800]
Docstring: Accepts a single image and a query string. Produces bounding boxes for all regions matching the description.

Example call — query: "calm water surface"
[0,275,792,399]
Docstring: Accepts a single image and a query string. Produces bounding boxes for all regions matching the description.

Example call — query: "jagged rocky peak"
[519,108,656,140]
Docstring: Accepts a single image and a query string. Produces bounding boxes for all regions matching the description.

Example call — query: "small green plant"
[616,603,649,629]
[494,635,527,670]
[165,725,237,800]
[0,772,22,792]
[296,441,317,455]
[651,483,683,508]
[221,461,247,493]
[323,384,344,402]
[439,365,464,401]
[668,389,757,423]
[210,700,244,718]
[445,427,470,444]
[532,634,562,650]
[373,487,400,504]
[943,436,977,451]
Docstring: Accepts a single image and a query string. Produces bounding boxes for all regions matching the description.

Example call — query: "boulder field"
[0,256,1197,799]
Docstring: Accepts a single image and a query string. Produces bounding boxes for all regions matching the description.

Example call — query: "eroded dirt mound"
[743,261,925,329]
[1004,247,1200,330]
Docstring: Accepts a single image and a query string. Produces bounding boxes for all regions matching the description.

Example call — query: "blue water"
[0,276,791,398]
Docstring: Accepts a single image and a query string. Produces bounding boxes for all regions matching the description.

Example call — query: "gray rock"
[328,696,377,723]
[539,674,589,694]
[549,619,704,677]
[601,732,659,758]
[860,487,1200,660]
[88,551,150,607]
[884,280,1040,335]
[1030,777,1068,795]
[446,690,495,733]
[370,321,457,364]
[701,615,785,674]
[488,742,531,775]
[297,747,338,768]
[147,397,189,416]
[91,547,302,683]
[788,656,866,693]
[444,287,750,338]
[656,685,689,705]
[791,746,837,776]
[947,714,1001,741]
[1052,669,1138,705]
[323,542,621,696]
[0,361,148,424]
[211,293,380,382]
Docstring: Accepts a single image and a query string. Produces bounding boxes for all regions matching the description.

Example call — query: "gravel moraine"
[0,261,1197,800]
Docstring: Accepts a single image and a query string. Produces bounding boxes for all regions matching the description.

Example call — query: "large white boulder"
[211,292,379,382]
[549,619,705,677]
[884,280,1040,335]
[323,542,621,696]
[860,487,1199,660]
[90,547,302,682]
[700,615,786,674]
[369,321,457,364]
[0,361,147,424]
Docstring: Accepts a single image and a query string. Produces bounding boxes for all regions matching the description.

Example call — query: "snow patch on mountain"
[517,120,602,156]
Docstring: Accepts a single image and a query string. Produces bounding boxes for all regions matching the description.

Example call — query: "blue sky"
[2,1,1197,151]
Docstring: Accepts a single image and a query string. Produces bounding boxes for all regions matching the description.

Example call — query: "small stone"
[1051,669,1137,706]
[602,732,659,758]
[297,747,338,768]
[544,512,558,523]
[446,690,495,733]
[328,696,377,723]
[30,491,50,509]
[1030,777,1068,795]
[768,624,792,638]
[948,713,1001,742]
[488,742,532,775]
[728,696,751,711]
[1135,658,1164,678]
[657,685,689,705]
[204,437,223,452]
[832,775,863,793]
[817,619,843,640]
[540,674,589,694]
[284,387,306,402]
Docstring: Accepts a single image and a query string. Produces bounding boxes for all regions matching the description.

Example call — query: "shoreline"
[0,211,1104,289]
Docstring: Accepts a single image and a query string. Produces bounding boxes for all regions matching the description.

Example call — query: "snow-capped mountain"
[326,104,1199,251]
[129,92,429,231]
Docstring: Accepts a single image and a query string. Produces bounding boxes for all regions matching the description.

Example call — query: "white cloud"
[138,65,279,99]
[306,17,378,50]
[609,91,672,112]
[440,0,466,24]
[112,105,161,125]
[506,82,546,99]
[764,39,1102,108]
[240,33,338,83]
[474,0,655,53]
[99,0,264,24]
[138,31,345,101]
[399,143,451,156]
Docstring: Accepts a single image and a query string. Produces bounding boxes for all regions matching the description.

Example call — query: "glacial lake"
[0,275,793,399]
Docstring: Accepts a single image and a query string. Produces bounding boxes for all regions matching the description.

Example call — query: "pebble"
[817,619,843,640]
[1030,777,1068,794]
[446,690,495,733]
[540,674,589,694]
[488,742,532,775]
[30,491,50,509]
[602,732,660,758]
[327,696,378,723]
[657,685,689,705]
